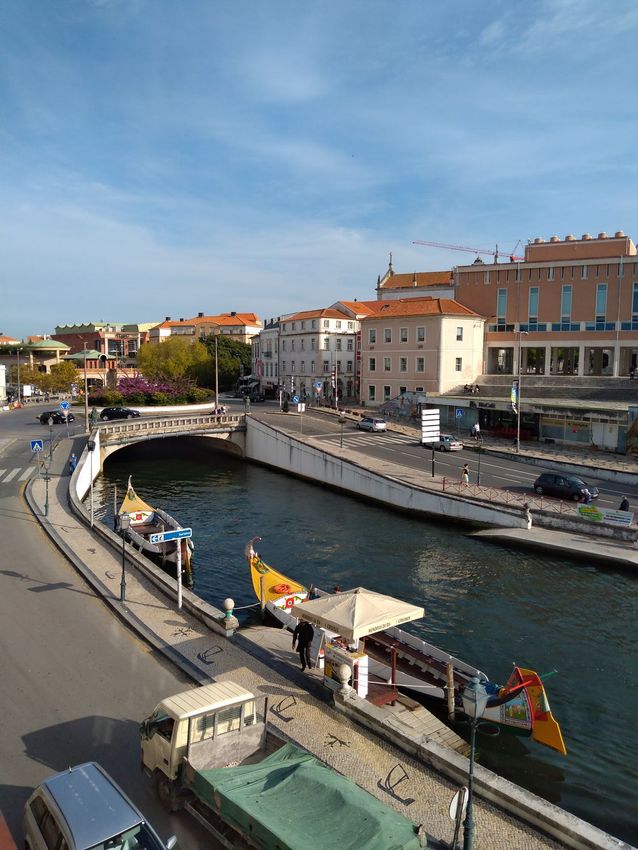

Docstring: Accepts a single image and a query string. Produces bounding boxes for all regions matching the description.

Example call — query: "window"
[369,357,376,372]
[595,284,607,325]
[416,326,425,342]
[281,360,286,372]
[384,385,391,400]
[455,357,462,372]
[311,337,316,349]
[547,266,554,281]
[291,322,296,330]
[416,356,425,372]
[322,360,329,371]
[400,327,408,343]
[300,360,305,372]
[336,338,342,350]
[484,270,491,284]
[291,360,295,371]
[384,357,391,371]
[347,321,354,329]
[335,320,341,329]
[399,386,407,395]
[528,268,533,281]
[561,285,572,323]
[456,327,463,341]
[323,319,330,328]
[560,266,565,280]
[311,360,315,372]
[312,320,317,329]
[301,321,306,329]
[369,329,377,344]
[581,265,588,279]
[399,357,407,372]
[528,287,539,325]
[282,340,286,351]
[291,339,295,350]
[497,289,507,326]
[346,338,353,350]
[40,811,63,850]
[300,338,305,350]
[415,386,424,392]
[215,704,243,735]
[323,337,330,349]
[281,323,286,331]
[633,282,638,320]
[384,328,392,343]
[347,360,353,371]
[368,385,376,401]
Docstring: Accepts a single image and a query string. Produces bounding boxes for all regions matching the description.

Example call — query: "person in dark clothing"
[619,496,630,512]
[292,620,315,671]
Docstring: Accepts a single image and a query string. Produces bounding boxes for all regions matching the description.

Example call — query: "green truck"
[140,681,426,850]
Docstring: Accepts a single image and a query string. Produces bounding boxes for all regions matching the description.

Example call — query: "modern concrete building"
[53,322,155,362]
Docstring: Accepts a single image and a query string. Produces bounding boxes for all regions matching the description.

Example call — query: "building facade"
[149,312,262,345]
[453,231,638,378]
[53,322,155,363]
[360,298,483,405]
[376,255,454,301]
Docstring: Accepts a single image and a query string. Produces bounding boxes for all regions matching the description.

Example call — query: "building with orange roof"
[149,311,262,345]
[376,255,454,301]
[360,297,484,404]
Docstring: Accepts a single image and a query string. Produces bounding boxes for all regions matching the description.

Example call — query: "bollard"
[447,661,455,721]
[223,598,235,619]
[442,477,447,491]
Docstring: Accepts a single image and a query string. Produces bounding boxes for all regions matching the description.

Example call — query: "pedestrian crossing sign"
[30,439,44,452]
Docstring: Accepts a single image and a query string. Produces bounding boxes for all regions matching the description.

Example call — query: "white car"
[422,434,463,451]
[357,416,387,432]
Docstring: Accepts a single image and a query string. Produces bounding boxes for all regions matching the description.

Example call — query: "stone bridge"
[97,412,246,460]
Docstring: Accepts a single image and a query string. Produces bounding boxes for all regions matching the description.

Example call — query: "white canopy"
[290,587,424,641]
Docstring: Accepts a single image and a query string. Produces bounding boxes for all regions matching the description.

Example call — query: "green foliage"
[187,386,214,403]
[149,391,171,405]
[50,361,79,392]
[89,390,124,406]
[200,334,252,391]
[137,337,211,381]
[125,391,146,405]
[282,398,289,413]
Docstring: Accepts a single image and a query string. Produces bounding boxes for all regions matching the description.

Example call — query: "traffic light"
[330,368,336,389]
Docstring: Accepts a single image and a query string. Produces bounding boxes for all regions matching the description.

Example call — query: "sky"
[2,0,637,338]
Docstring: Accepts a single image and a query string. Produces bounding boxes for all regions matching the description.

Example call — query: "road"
[0,405,221,849]
[247,403,637,511]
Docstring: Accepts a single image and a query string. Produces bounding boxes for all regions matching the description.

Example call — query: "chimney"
[198,312,204,318]
[231,311,237,317]
[165,316,171,321]
[179,318,184,322]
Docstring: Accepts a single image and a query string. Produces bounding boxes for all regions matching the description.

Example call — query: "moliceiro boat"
[118,478,194,586]
[245,538,566,755]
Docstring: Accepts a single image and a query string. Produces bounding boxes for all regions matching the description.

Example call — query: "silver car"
[356,416,387,432]
[24,762,176,850]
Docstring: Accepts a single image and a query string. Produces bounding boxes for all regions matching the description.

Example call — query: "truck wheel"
[156,773,181,812]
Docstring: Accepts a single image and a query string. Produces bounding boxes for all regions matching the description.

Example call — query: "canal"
[93,438,637,846]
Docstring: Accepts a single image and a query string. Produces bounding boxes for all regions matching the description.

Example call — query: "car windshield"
[568,478,586,487]
[89,824,165,850]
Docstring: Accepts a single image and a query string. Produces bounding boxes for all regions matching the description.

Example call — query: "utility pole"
[215,335,219,412]
[83,342,89,433]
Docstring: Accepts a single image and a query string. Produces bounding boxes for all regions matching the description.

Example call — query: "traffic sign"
[291,395,299,403]
[455,408,464,418]
[30,439,44,453]
[421,409,440,442]
[59,400,70,411]
[149,527,192,544]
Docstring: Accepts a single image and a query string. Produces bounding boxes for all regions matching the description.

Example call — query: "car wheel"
[100,414,108,421]
[534,486,543,494]
[156,773,181,812]
[127,414,134,419]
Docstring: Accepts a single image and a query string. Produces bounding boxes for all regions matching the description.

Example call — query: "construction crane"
[413,239,524,263]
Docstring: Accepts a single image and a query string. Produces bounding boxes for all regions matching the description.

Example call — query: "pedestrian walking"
[68,452,77,475]
[292,619,315,671]
[461,464,470,486]
[619,496,630,512]
[582,489,593,505]
[523,502,532,529]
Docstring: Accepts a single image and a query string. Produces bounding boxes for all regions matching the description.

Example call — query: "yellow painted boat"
[245,537,308,623]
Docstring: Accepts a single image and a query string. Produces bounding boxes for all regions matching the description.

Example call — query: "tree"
[200,334,252,391]
[137,337,211,382]
[50,361,79,393]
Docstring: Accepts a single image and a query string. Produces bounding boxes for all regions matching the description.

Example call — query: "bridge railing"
[99,412,245,439]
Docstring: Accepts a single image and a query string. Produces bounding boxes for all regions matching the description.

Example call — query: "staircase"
[446,375,638,402]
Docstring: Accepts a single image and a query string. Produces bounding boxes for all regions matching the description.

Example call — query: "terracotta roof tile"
[361,298,479,319]
[284,308,349,321]
[379,270,453,290]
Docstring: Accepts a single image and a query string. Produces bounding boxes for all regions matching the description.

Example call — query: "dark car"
[533,472,599,501]
[100,406,141,421]
[38,411,76,424]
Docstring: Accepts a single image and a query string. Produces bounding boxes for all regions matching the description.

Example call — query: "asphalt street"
[0,404,222,849]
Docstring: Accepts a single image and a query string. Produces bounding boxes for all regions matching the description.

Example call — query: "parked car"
[422,434,463,451]
[23,761,176,850]
[100,406,141,421]
[356,416,387,432]
[533,472,599,501]
[37,411,76,424]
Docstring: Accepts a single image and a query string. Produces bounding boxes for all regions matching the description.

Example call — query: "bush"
[122,390,146,405]
[282,399,289,413]
[149,391,171,405]
[187,386,214,403]
[89,390,123,406]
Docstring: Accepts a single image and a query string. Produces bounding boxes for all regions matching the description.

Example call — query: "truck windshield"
[89,824,166,850]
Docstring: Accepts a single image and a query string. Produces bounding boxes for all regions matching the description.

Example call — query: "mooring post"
[447,661,455,720]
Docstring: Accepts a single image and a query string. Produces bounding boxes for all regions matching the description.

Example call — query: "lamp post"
[214,335,219,412]
[48,416,54,460]
[43,454,51,518]
[338,412,346,447]
[462,676,489,850]
[515,329,529,454]
[87,438,96,528]
[476,443,482,485]
[118,513,131,602]
[83,342,89,434]
[16,347,22,404]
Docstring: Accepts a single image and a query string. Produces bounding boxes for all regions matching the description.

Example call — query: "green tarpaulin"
[191,742,423,850]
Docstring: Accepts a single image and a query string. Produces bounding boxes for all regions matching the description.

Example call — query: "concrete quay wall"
[245,416,526,529]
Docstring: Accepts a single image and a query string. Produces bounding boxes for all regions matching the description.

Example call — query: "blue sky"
[2,0,637,338]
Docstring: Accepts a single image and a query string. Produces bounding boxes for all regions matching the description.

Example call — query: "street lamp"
[462,676,489,850]
[118,513,131,602]
[48,416,54,460]
[515,329,529,454]
[83,342,89,434]
[42,454,51,518]
[214,335,219,412]
[338,412,346,448]
[476,443,482,485]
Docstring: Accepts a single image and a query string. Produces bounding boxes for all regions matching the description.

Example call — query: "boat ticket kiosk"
[323,640,369,699]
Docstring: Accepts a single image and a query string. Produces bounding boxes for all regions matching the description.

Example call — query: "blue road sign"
[314,381,322,390]
[455,408,464,418]
[59,400,71,411]
[30,439,44,452]
[149,527,193,544]
[291,395,299,403]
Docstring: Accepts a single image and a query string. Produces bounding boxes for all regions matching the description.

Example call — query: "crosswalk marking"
[2,468,22,483]
[19,466,35,480]
[0,470,5,479]
[0,466,36,484]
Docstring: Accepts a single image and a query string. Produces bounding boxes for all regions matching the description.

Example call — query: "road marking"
[0,470,5,479]
[19,466,35,480]
[1,468,21,483]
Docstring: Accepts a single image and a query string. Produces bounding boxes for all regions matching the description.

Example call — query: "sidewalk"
[26,437,567,850]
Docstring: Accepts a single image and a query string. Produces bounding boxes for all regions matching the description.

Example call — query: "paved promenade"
[26,435,571,850]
